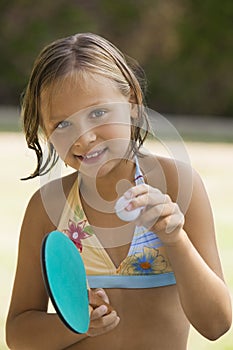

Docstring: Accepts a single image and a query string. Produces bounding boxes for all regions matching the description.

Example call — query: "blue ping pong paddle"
[41,230,112,334]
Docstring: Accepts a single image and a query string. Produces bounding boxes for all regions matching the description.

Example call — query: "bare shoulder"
[6,172,79,320]
[139,153,195,212]
[139,153,223,276]
[140,152,214,224]
[23,171,78,239]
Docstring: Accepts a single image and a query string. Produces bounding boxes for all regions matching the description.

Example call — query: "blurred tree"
[145,0,233,116]
[0,0,98,104]
[0,0,232,116]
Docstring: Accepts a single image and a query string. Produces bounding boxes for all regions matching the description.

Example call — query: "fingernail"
[126,202,133,211]
[124,190,133,199]
[101,305,108,314]
[96,290,104,296]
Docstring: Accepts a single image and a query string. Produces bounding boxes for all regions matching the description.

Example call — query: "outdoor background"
[0,1,232,349]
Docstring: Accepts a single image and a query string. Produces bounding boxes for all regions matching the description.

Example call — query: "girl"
[6,33,231,350]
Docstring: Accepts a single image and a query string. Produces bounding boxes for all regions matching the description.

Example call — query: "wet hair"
[21,32,150,179]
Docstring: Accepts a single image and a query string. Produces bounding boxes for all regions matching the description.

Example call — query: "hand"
[88,288,113,314]
[86,289,120,337]
[124,184,185,243]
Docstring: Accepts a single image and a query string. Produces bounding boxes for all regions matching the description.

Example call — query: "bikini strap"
[134,156,145,185]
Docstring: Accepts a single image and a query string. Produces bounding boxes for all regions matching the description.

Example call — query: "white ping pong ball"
[115,196,143,222]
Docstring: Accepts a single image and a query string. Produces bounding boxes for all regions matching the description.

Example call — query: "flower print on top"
[58,156,176,288]
[63,205,94,252]
[117,246,172,275]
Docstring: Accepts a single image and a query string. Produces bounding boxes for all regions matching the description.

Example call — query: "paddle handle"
[88,289,114,315]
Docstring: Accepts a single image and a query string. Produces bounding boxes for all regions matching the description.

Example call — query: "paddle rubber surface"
[41,230,90,333]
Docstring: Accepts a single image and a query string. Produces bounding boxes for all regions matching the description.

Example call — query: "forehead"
[40,72,127,122]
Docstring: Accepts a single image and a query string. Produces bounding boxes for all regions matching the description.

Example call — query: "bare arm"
[127,164,232,340]
[6,187,119,350]
[164,171,232,339]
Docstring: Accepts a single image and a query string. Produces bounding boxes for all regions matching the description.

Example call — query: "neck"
[80,158,136,202]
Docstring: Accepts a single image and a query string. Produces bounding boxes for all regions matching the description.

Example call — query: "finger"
[90,304,109,321]
[137,202,174,227]
[137,203,184,233]
[89,289,113,314]
[87,314,120,337]
[90,310,118,327]
[152,214,183,234]
[124,184,150,199]
[94,288,110,304]
[126,190,170,212]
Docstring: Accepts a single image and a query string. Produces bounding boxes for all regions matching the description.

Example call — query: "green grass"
[1,134,233,349]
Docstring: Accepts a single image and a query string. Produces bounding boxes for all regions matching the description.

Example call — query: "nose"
[74,128,97,149]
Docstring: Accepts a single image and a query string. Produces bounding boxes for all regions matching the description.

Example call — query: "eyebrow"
[49,100,114,123]
[49,116,68,123]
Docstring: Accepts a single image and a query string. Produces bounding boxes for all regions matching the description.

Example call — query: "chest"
[81,198,136,268]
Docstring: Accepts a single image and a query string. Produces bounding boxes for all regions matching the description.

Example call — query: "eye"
[89,109,107,119]
[56,120,72,129]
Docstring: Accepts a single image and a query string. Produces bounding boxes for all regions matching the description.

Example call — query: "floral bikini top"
[58,158,176,289]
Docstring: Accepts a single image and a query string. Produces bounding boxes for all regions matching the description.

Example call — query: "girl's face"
[40,73,133,178]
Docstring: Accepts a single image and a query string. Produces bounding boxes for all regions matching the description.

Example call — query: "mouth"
[76,148,107,164]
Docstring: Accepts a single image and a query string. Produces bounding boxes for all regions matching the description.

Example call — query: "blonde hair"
[21,32,149,179]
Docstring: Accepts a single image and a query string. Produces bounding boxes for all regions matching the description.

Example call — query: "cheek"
[52,139,69,160]
[102,124,131,159]
[49,130,77,160]
[102,124,131,141]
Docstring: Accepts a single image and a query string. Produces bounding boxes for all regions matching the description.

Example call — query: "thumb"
[94,288,110,304]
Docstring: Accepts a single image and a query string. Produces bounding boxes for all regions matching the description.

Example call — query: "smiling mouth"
[77,148,107,163]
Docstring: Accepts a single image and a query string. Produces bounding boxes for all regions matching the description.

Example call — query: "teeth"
[84,150,102,159]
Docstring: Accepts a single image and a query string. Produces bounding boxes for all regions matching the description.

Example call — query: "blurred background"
[0,1,232,349]
[0,0,233,118]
